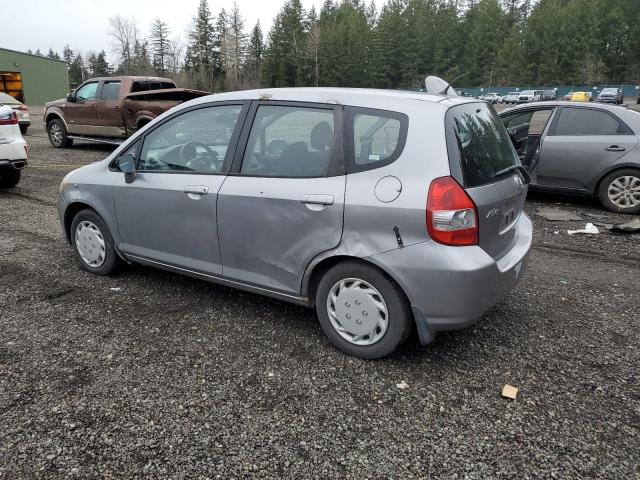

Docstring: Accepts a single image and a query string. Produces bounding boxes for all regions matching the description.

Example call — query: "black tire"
[19,125,28,135]
[70,209,121,275]
[47,118,73,148]
[598,168,640,214]
[315,261,413,359]
[0,168,21,188]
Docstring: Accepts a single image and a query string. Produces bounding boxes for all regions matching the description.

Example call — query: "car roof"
[0,92,21,104]
[84,76,175,83]
[185,87,480,109]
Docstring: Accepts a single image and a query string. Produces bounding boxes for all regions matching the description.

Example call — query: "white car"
[0,92,30,134]
[503,92,520,104]
[483,92,501,104]
[0,105,28,188]
[517,90,541,103]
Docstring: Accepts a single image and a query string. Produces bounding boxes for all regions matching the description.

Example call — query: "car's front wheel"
[47,118,73,148]
[0,169,21,188]
[598,169,640,214]
[70,209,121,275]
[315,262,412,359]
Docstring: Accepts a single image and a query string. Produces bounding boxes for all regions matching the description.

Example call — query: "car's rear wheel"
[70,209,121,275]
[598,169,640,214]
[19,125,28,135]
[315,262,412,359]
[47,118,73,148]
[0,169,21,188]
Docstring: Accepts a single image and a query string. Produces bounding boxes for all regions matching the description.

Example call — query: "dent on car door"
[113,103,248,275]
[217,102,346,295]
[537,107,638,190]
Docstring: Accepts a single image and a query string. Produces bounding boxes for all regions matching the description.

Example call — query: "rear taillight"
[427,176,478,246]
[0,111,18,125]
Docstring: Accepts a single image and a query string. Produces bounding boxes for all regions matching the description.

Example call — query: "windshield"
[445,103,519,188]
[521,91,534,95]
[601,88,617,94]
[508,92,518,95]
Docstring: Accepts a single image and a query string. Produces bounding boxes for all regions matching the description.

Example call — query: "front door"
[113,103,247,275]
[95,79,125,138]
[218,102,346,295]
[65,81,99,135]
[537,106,638,190]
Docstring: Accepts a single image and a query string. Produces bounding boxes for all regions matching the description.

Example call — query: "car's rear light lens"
[0,111,18,125]
[427,176,478,246]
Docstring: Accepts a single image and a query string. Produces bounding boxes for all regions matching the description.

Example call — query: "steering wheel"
[180,141,219,171]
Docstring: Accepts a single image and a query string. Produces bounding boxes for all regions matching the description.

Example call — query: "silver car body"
[59,88,532,345]
[500,101,640,195]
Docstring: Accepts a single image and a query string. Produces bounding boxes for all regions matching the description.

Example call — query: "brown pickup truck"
[43,76,208,148]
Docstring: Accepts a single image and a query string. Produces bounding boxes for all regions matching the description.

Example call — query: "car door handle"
[184,185,209,196]
[301,194,334,205]
[605,145,625,152]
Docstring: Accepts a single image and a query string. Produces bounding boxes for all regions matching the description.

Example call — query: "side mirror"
[118,153,136,184]
[66,92,76,103]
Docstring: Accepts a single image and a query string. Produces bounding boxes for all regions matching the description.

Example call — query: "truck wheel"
[47,118,73,148]
[598,169,640,214]
[0,169,21,188]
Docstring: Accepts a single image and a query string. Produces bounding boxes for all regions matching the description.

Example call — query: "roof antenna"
[438,72,470,95]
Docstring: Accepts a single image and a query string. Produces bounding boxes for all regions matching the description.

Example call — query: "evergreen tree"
[227,3,248,90]
[46,48,61,60]
[186,0,216,90]
[150,19,171,75]
[244,22,264,87]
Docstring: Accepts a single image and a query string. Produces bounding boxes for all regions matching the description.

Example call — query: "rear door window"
[101,81,121,100]
[551,108,632,135]
[446,103,519,188]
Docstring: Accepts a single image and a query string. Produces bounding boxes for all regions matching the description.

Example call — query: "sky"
[5,0,384,62]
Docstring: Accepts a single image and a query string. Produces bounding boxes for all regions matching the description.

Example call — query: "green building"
[0,48,69,105]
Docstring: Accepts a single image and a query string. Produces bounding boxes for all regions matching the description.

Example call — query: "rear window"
[445,103,519,188]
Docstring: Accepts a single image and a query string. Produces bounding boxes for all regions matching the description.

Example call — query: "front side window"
[138,105,243,173]
[553,108,630,136]
[101,81,121,100]
[240,105,335,177]
[76,82,99,102]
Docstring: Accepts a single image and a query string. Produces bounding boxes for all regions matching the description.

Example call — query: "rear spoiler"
[124,88,210,102]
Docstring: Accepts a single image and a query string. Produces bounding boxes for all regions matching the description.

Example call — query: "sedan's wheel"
[316,262,412,359]
[598,169,640,214]
[70,209,121,275]
[0,168,21,188]
[47,119,73,148]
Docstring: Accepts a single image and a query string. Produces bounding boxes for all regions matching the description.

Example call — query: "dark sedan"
[597,87,624,104]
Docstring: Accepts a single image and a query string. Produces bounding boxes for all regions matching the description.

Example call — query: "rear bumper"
[366,213,532,344]
[0,139,28,170]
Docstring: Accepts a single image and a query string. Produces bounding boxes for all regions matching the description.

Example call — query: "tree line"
[36,0,640,91]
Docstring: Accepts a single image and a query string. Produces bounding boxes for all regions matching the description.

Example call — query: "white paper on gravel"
[567,223,599,235]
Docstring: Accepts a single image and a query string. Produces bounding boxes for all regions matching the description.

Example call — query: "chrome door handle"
[301,194,334,205]
[605,145,625,152]
[184,185,209,195]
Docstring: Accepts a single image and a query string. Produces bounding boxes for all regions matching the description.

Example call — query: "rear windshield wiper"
[495,164,531,185]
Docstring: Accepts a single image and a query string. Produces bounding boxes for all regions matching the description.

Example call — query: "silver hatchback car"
[59,88,532,358]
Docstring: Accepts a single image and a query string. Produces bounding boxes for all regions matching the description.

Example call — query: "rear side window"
[101,81,121,100]
[346,107,408,173]
[445,103,518,188]
[131,81,149,92]
[552,108,631,135]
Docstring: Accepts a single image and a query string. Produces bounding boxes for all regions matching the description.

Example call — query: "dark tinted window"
[131,81,149,92]
[241,105,335,177]
[101,81,121,100]
[446,103,519,188]
[553,108,630,135]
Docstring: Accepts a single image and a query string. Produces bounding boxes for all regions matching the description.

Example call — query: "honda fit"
[58,88,532,358]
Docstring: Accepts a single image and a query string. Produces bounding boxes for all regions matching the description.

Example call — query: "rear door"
[537,106,638,190]
[95,79,126,138]
[446,102,528,260]
[217,101,346,295]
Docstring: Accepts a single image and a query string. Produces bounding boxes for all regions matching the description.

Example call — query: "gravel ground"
[1,110,639,479]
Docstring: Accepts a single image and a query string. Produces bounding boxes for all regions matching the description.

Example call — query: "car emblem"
[486,208,500,219]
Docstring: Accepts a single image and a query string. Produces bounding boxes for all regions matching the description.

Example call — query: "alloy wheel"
[607,175,640,209]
